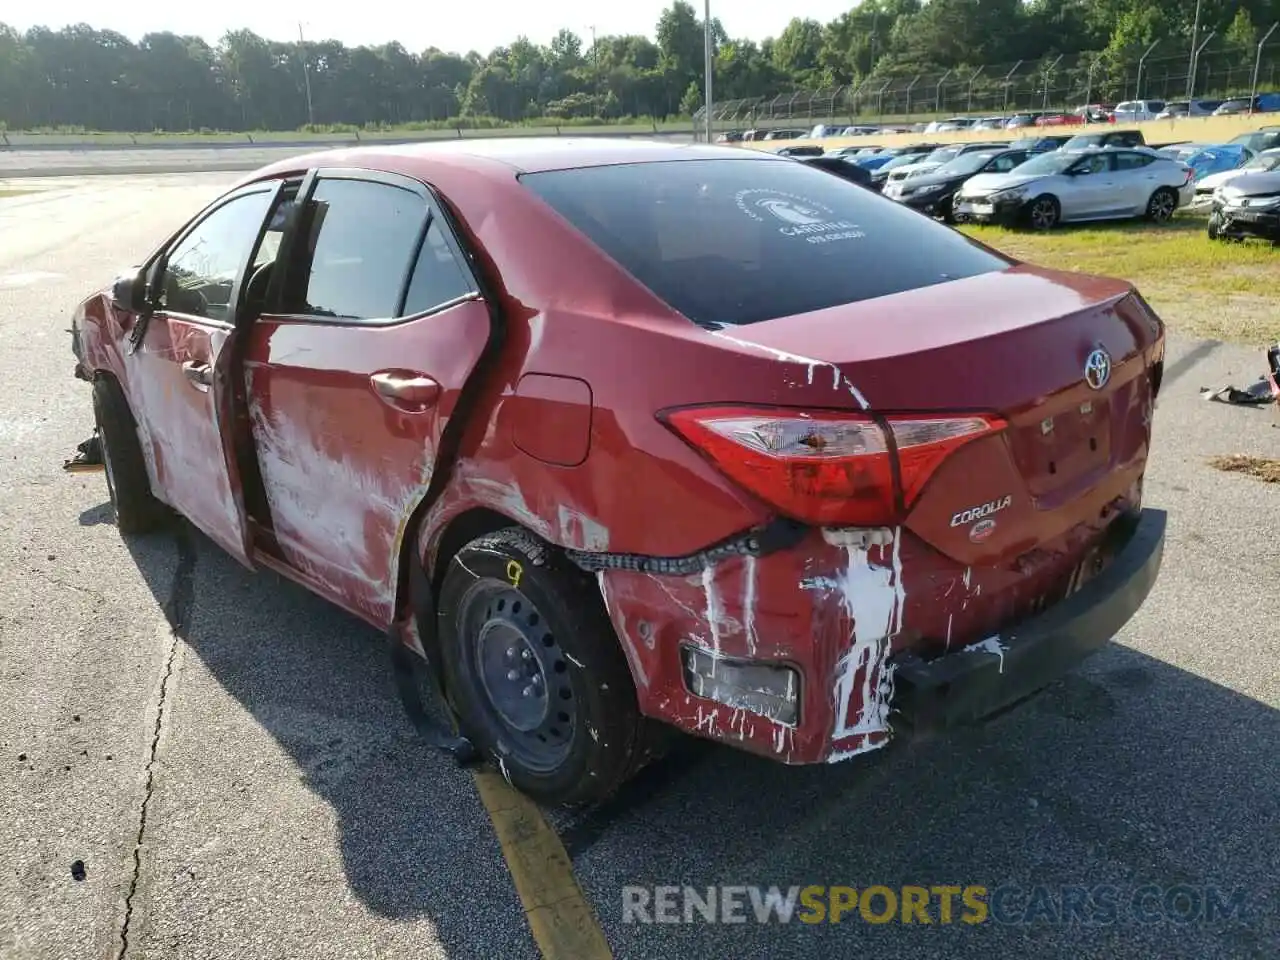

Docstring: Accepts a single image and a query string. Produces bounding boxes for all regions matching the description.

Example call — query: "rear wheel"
[1146,187,1178,223]
[437,527,648,805]
[1027,195,1060,230]
[92,376,169,534]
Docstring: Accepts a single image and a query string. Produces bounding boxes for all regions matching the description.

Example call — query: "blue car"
[1158,143,1255,181]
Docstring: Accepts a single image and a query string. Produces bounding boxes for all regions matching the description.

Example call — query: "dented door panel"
[243,299,493,626]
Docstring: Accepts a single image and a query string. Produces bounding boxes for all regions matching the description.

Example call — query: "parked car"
[716,131,746,144]
[775,145,826,158]
[68,138,1167,805]
[1211,94,1280,115]
[1155,99,1222,119]
[1193,147,1280,206]
[923,117,973,133]
[1157,142,1254,181]
[1207,170,1280,241]
[799,154,875,188]
[883,142,1008,185]
[1062,129,1146,150]
[761,129,809,141]
[1036,113,1084,127]
[857,144,943,174]
[1229,126,1280,153]
[809,124,848,139]
[825,145,884,158]
[953,146,1195,229]
[970,116,1009,131]
[1113,100,1166,123]
[1005,113,1042,128]
[1010,135,1072,154]
[886,148,1030,221]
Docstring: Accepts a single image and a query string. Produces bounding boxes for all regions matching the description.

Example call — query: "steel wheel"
[462,582,575,773]
[1147,188,1177,223]
[1028,196,1060,230]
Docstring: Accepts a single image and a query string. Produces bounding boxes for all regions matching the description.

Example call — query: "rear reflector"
[662,405,1004,526]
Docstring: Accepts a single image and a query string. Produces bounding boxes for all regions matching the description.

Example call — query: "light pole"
[1186,0,1203,103]
[588,25,600,99]
[934,69,952,114]
[1041,54,1063,110]
[966,65,985,113]
[1252,23,1280,114]
[1136,40,1159,101]
[703,0,713,142]
[298,22,315,127]
[1190,31,1216,101]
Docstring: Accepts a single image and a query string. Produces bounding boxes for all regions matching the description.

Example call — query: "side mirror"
[110,269,148,314]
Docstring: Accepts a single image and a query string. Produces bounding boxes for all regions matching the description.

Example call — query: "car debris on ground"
[1200,342,1280,405]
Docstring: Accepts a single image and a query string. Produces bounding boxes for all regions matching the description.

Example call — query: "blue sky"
[8,1,859,53]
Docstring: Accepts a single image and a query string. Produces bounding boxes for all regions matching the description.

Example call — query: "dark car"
[1010,135,1071,154]
[889,148,1031,221]
[69,138,1167,805]
[775,145,826,158]
[1207,170,1280,242]
[1062,129,1146,150]
[799,154,874,187]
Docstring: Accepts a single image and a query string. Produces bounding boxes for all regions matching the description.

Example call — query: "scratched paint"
[710,331,870,408]
[596,571,650,688]
[963,635,1007,673]
[828,528,906,745]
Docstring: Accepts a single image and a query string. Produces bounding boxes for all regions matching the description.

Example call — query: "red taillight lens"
[662,405,1004,526]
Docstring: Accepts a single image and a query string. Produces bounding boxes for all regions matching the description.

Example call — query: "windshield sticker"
[734,189,867,244]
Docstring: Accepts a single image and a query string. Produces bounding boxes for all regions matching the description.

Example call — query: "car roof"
[246,137,780,183]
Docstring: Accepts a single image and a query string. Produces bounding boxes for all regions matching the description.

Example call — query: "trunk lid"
[716,264,1163,566]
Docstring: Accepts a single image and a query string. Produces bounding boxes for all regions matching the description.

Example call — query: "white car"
[1155,99,1221,119]
[1192,147,1280,206]
[882,143,1008,195]
[953,147,1196,229]
[1113,99,1166,123]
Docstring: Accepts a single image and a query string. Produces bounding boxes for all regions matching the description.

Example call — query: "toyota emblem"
[1083,347,1112,390]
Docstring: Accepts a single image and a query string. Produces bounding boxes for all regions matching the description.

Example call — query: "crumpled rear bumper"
[891,508,1166,731]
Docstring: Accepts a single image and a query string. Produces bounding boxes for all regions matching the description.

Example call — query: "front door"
[242,170,493,626]
[1061,152,1115,219]
[123,184,281,564]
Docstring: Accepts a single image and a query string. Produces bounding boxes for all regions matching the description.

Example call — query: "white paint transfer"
[710,331,869,408]
[828,529,906,741]
[963,635,1007,673]
[742,556,759,655]
[701,563,725,669]
[556,504,610,552]
[564,652,586,669]
[596,571,649,688]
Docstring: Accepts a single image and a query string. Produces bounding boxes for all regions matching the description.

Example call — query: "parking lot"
[1,170,1278,960]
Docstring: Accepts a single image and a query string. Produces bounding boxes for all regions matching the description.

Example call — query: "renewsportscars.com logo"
[621,884,1255,926]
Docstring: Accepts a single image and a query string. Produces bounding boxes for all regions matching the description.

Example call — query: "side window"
[295,178,426,321]
[990,153,1022,172]
[243,188,301,312]
[1073,154,1110,175]
[403,218,475,316]
[158,190,275,322]
[1114,152,1155,171]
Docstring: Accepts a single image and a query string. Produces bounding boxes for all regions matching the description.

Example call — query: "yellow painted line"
[472,768,614,960]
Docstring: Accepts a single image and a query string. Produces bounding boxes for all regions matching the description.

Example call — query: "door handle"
[370,370,441,411]
[182,360,213,388]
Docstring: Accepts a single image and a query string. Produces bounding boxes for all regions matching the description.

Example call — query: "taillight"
[1182,166,1195,185]
[661,405,1005,526]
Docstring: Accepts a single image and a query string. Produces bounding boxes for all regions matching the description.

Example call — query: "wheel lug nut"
[521,649,532,660]
[506,646,517,659]
[522,685,536,698]
[507,669,520,681]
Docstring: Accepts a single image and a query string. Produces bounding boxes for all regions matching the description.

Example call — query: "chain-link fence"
[695,39,1280,132]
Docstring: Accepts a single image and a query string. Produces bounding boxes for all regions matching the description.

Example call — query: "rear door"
[124,181,283,564]
[1111,150,1160,213]
[241,169,492,626]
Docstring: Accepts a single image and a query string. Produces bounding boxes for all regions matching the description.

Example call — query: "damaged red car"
[70,139,1167,805]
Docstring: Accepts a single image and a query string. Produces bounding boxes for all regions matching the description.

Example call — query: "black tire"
[437,527,648,805]
[1026,194,1060,230]
[1207,211,1223,241]
[92,376,168,534]
[1146,186,1178,223]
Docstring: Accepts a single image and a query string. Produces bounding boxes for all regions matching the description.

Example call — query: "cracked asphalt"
[1,169,1277,960]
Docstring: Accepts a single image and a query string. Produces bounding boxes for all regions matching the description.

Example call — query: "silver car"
[953,147,1195,229]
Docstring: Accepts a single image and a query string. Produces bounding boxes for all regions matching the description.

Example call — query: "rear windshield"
[520,159,1007,328]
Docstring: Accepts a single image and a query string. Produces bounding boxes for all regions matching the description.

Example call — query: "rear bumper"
[890,508,1166,731]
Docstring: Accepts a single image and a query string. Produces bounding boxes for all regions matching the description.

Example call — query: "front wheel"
[437,528,649,805]
[1026,195,1061,230]
[92,376,169,534]
[1146,187,1178,223]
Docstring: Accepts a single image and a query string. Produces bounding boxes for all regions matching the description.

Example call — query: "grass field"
[960,217,1280,344]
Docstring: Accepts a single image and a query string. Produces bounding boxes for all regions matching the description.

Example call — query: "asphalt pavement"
[0,171,1277,960]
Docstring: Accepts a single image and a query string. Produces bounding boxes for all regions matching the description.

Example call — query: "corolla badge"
[1083,346,1112,390]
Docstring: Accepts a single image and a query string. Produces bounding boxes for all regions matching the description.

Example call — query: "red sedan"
[70,138,1167,804]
